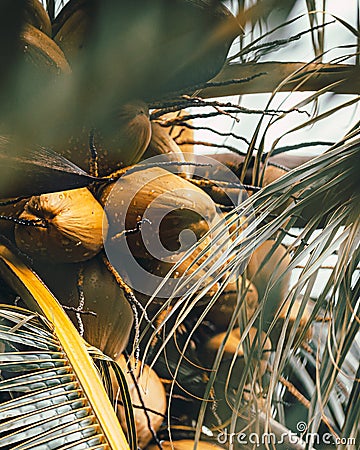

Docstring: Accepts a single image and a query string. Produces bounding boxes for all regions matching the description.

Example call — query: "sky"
[191,0,359,157]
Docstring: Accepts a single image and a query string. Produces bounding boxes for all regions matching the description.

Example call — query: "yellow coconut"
[1,23,71,146]
[52,0,237,99]
[15,187,107,263]
[270,298,313,345]
[142,122,188,178]
[54,100,151,176]
[114,355,167,448]
[31,255,133,359]
[244,164,294,222]
[262,164,293,217]
[160,109,195,178]
[202,327,271,378]
[24,0,52,36]
[52,0,88,63]
[144,122,185,160]
[133,230,227,305]
[261,164,288,186]
[205,279,259,330]
[97,101,152,172]
[100,167,217,258]
[196,157,292,217]
[20,24,71,75]
[201,327,271,428]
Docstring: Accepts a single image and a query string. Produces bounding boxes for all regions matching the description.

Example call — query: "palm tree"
[0,1,359,449]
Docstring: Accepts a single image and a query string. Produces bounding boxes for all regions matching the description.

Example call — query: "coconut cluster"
[0,1,314,449]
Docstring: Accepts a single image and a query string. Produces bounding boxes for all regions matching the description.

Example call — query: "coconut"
[15,187,108,263]
[270,298,313,345]
[31,255,133,359]
[261,164,288,186]
[132,229,227,305]
[246,240,291,331]
[261,164,294,218]
[240,163,294,224]
[192,157,293,215]
[52,0,237,99]
[202,327,271,378]
[205,279,259,330]
[198,214,256,330]
[144,122,185,159]
[53,100,151,176]
[159,109,195,178]
[1,24,71,146]
[201,327,272,428]
[20,24,71,75]
[96,101,152,173]
[100,167,217,259]
[24,0,52,36]
[114,355,166,448]
[142,122,188,177]
[52,0,88,62]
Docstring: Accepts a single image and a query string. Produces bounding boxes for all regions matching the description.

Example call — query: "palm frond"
[0,239,133,450]
[0,136,99,200]
[138,136,359,447]
[0,306,108,449]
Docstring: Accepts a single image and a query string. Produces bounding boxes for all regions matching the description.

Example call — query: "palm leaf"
[0,238,132,450]
[0,136,99,200]
[138,136,359,446]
